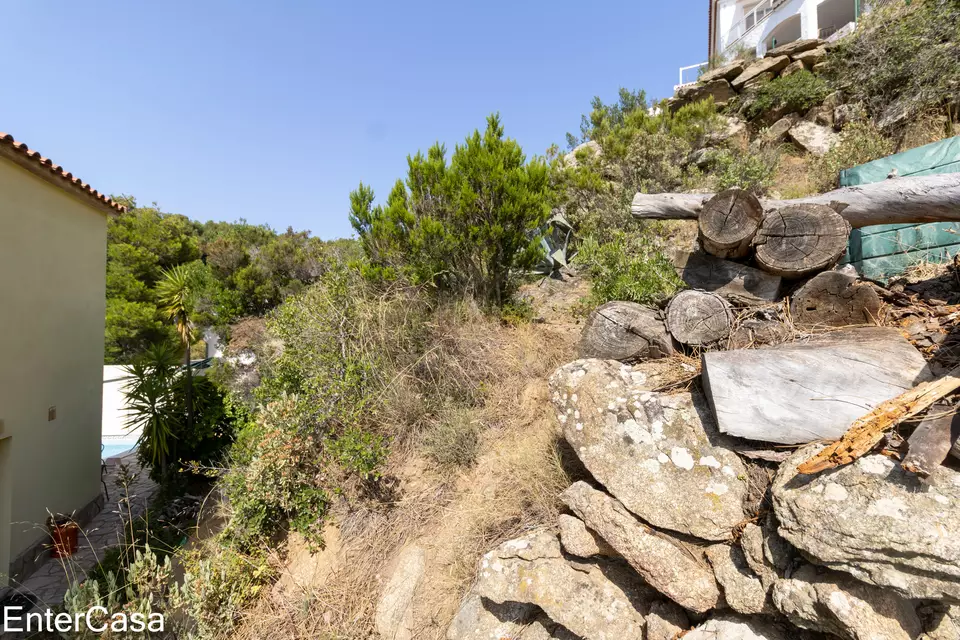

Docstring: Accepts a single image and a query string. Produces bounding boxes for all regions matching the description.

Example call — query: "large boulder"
[762,114,801,146]
[558,514,617,558]
[920,605,960,640]
[551,359,748,541]
[793,46,828,66]
[699,60,747,84]
[684,615,793,640]
[563,140,601,168]
[766,39,823,58]
[779,59,807,77]
[732,56,791,90]
[446,595,534,640]
[789,120,840,155]
[705,116,748,147]
[474,531,646,640]
[772,564,922,640]
[678,79,736,107]
[644,601,690,640]
[561,481,721,613]
[705,543,770,615]
[376,545,425,640]
[772,445,960,600]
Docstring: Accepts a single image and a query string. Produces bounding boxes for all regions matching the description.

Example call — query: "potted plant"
[47,513,79,558]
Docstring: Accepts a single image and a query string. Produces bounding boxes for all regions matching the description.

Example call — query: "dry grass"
[769,150,817,199]
[229,301,581,640]
[898,108,952,153]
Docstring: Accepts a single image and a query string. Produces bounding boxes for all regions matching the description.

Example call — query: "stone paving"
[8,453,158,610]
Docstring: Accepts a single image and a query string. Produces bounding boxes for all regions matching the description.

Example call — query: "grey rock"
[644,600,690,640]
[772,564,922,640]
[732,56,791,90]
[780,59,807,77]
[766,39,823,58]
[561,481,721,613]
[793,46,828,66]
[705,543,770,615]
[762,114,801,146]
[705,116,748,147]
[685,615,793,640]
[550,359,748,541]
[804,103,835,127]
[919,604,960,640]
[678,79,736,107]
[474,531,645,640]
[376,545,425,640]
[740,516,794,592]
[743,71,776,91]
[834,102,866,130]
[772,445,960,600]
[519,614,579,640]
[446,594,534,640]
[558,514,617,558]
[789,120,840,155]
[699,60,747,84]
[563,140,601,168]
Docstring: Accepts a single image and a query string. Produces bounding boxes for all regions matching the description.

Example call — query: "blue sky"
[1,1,706,239]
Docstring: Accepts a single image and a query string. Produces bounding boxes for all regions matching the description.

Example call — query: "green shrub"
[575,230,683,305]
[711,147,780,194]
[423,407,482,467]
[349,114,551,306]
[814,121,895,190]
[741,71,830,121]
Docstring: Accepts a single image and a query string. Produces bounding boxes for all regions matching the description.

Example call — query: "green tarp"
[841,136,960,280]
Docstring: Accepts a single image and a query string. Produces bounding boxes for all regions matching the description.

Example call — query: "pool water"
[102,442,136,459]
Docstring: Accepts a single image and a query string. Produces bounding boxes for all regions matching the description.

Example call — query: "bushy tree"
[349,114,551,306]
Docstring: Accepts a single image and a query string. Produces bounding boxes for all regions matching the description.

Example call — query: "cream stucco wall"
[0,156,108,584]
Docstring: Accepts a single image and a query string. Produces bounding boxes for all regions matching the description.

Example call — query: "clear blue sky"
[1,1,706,240]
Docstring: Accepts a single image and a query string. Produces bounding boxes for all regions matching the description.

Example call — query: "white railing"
[676,62,709,91]
[723,0,788,51]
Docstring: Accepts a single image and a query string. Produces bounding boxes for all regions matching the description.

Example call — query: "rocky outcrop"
[562,140,601,168]
[732,56,791,90]
[474,531,646,640]
[705,543,770,615]
[773,445,960,600]
[685,615,793,640]
[789,120,840,155]
[376,545,425,640]
[446,595,533,640]
[561,481,721,613]
[644,600,690,640]
[766,39,823,58]
[762,114,801,146]
[772,564,921,640]
[678,79,736,107]
[550,359,748,541]
[793,46,828,67]
[557,513,616,558]
[699,60,747,84]
[518,614,579,640]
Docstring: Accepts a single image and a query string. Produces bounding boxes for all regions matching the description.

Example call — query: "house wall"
[0,156,107,585]
[714,0,856,56]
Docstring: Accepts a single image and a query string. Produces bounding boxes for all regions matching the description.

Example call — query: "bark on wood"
[698,189,764,259]
[797,361,960,475]
[791,271,881,328]
[631,173,960,228]
[702,327,930,446]
[672,251,781,303]
[578,301,675,362]
[902,404,960,477]
[665,290,733,346]
[753,205,851,278]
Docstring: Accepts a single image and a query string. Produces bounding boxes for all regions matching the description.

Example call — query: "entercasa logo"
[3,606,165,634]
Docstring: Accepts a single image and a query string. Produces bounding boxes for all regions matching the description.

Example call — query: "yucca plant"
[124,343,182,476]
[156,265,195,435]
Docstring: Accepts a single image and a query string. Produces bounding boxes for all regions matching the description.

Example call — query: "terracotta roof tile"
[0,132,126,214]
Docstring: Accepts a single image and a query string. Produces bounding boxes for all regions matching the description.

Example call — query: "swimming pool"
[102,440,137,459]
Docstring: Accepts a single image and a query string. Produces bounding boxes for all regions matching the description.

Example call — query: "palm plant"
[156,265,195,433]
[123,343,182,474]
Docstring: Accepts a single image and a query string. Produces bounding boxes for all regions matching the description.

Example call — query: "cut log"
[672,251,781,303]
[791,271,881,328]
[665,290,733,346]
[578,301,675,362]
[631,173,960,228]
[753,205,851,278]
[901,405,960,477]
[702,327,930,445]
[698,189,764,259]
[797,361,960,474]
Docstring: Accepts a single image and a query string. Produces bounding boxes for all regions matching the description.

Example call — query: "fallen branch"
[632,173,960,228]
[797,363,960,474]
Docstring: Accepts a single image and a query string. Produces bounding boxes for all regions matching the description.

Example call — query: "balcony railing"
[676,62,709,90]
[723,0,789,51]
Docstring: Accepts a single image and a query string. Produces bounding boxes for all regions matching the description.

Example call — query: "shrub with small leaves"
[575,229,682,306]
[741,71,830,122]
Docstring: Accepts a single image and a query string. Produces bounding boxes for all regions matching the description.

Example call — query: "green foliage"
[711,147,780,193]
[814,121,895,190]
[349,114,552,306]
[741,71,830,121]
[826,0,960,129]
[575,229,683,305]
